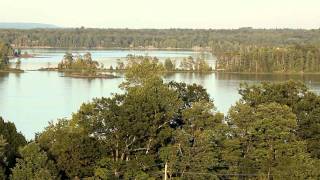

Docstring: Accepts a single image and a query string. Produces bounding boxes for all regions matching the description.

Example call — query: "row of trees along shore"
[0,60,319,179]
[114,55,212,72]
[215,45,320,73]
[1,28,320,49]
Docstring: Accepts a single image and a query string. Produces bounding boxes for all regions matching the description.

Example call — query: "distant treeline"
[0,28,320,50]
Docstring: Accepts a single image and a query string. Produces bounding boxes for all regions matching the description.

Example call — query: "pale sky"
[0,0,319,29]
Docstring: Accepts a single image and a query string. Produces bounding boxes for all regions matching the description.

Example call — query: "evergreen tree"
[11,143,58,180]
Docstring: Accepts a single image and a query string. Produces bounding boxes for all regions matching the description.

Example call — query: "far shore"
[17,46,212,52]
[30,67,320,75]
[214,71,320,75]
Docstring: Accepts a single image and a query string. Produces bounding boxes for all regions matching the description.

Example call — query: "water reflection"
[0,72,9,82]
[2,70,320,139]
[215,73,320,82]
[0,71,124,139]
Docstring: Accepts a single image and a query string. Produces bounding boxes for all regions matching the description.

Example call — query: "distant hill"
[0,22,59,29]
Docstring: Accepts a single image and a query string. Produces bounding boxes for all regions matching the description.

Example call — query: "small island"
[56,52,118,79]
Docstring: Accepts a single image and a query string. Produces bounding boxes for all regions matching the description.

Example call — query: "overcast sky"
[0,0,319,29]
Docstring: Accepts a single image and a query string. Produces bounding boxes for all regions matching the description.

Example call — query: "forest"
[0,60,319,179]
[215,45,320,73]
[0,28,320,49]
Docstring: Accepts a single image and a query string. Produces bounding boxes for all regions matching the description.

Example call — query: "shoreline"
[37,68,215,74]
[214,71,320,75]
[37,68,121,79]
[36,68,320,75]
[18,47,212,52]
[0,69,24,73]
[61,73,120,79]
[104,69,214,74]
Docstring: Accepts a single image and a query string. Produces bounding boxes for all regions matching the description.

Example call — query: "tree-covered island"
[55,52,117,78]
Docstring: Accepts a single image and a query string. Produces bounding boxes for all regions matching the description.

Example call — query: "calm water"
[2,49,320,139]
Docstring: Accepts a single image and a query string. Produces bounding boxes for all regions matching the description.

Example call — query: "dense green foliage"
[1,62,320,179]
[237,81,320,159]
[0,136,7,179]
[0,117,27,179]
[11,143,58,180]
[11,79,320,178]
